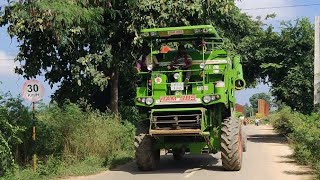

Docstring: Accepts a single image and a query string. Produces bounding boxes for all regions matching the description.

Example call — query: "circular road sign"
[22,80,45,102]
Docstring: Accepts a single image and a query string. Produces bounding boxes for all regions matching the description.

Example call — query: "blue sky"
[0,0,319,105]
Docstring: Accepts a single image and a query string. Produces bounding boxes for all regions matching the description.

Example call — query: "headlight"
[147,65,153,71]
[215,95,221,100]
[145,97,154,105]
[202,95,211,104]
[202,95,221,104]
[200,63,206,69]
[136,97,146,103]
[173,73,180,80]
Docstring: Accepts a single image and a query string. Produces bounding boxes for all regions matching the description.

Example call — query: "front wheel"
[134,134,160,171]
[221,117,243,171]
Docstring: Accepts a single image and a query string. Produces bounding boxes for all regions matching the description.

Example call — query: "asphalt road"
[68,125,314,180]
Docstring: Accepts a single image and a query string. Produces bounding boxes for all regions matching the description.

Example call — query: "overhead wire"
[241,3,320,11]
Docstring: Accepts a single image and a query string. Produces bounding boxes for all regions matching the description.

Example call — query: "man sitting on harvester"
[167,44,192,84]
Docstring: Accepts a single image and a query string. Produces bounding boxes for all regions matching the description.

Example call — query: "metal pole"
[314,16,320,106]
[32,102,37,172]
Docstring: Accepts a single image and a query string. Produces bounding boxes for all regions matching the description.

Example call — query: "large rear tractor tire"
[242,128,247,152]
[221,117,243,171]
[134,122,160,171]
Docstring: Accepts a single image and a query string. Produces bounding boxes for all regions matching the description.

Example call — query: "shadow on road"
[284,170,315,176]
[111,154,224,174]
[247,134,287,144]
[277,155,315,177]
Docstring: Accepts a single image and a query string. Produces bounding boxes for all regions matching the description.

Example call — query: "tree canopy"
[243,18,314,114]
[0,1,315,114]
[249,92,271,113]
[0,0,265,111]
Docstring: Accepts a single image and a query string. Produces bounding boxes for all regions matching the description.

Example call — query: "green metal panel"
[188,142,207,154]
[136,87,147,97]
[152,73,167,96]
[141,25,220,37]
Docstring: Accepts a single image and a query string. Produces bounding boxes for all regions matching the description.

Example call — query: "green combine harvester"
[134,25,247,171]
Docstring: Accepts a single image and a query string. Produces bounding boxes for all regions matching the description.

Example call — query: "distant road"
[67,125,314,180]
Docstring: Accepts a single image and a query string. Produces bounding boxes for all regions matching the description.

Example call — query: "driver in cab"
[167,45,192,84]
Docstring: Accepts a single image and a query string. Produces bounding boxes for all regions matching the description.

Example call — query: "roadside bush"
[37,102,135,161]
[119,105,140,125]
[0,92,29,175]
[0,134,14,176]
[269,106,320,178]
[269,106,298,135]
[290,113,320,166]
[1,98,135,178]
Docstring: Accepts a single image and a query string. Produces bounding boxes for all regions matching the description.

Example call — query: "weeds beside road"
[0,93,135,179]
[270,106,320,179]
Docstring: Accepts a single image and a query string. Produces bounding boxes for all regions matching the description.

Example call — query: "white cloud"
[236,0,297,21]
[0,50,17,75]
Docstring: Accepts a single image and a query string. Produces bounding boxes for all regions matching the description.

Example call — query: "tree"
[1,0,266,113]
[241,18,314,114]
[0,0,136,112]
[243,103,252,117]
[267,19,314,114]
[249,92,271,113]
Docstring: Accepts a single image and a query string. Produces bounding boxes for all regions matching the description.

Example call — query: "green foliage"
[269,107,320,178]
[119,105,140,125]
[0,95,135,178]
[1,167,40,180]
[0,134,13,176]
[249,92,271,113]
[243,103,252,117]
[0,0,112,110]
[1,156,105,180]
[234,111,243,118]
[242,18,314,114]
[0,0,264,111]
[0,92,30,175]
[35,102,135,160]
[269,106,296,135]
[2,0,313,115]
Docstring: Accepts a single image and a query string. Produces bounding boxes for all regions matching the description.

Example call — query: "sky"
[0,0,320,105]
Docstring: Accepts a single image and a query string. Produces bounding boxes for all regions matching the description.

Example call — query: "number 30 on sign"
[22,80,45,102]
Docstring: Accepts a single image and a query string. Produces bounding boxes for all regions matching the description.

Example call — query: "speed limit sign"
[22,80,45,102]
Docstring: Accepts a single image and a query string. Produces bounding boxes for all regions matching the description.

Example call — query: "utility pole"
[314,16,320,106]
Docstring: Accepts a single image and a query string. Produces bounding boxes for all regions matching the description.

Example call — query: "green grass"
[1,153,134,180]
[56,156,107,178]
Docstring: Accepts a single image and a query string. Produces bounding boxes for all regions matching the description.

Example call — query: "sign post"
[22,80,44,172]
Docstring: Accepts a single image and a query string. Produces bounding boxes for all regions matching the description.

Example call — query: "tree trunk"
[110,69,119,113]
